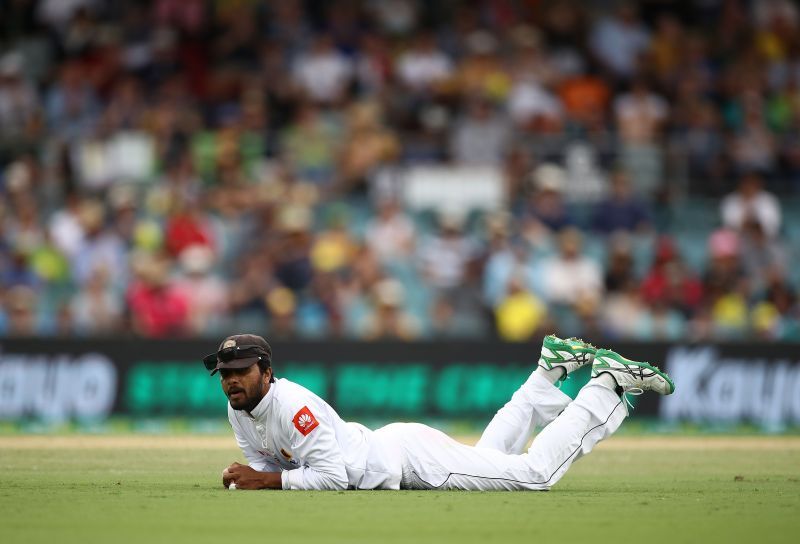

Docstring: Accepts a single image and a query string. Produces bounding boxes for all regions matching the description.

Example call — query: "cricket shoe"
[591,349,675,395]
[538,334,597,381]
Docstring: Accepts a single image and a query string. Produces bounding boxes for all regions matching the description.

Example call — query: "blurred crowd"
[1,0,800,341]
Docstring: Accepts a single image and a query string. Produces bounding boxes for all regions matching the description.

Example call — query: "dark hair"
[257,358,275,382]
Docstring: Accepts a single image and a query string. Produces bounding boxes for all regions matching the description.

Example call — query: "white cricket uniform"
[229,373,627,491]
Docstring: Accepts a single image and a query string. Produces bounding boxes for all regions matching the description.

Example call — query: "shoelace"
[622,387,644,411]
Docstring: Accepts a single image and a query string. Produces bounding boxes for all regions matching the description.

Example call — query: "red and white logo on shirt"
[292,406,319,436]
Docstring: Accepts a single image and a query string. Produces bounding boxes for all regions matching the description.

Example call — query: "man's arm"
[224,402,347,491]
[224,409,348,491]
[223,462,282,489]
[228,406,280,471]
[280,404,349,491]
[225,407,283,488]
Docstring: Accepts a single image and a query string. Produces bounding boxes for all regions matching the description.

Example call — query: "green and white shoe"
[538,334,597,381]
[592,349,675,395]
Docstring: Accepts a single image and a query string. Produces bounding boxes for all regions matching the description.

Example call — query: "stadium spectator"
[640,237,704,317]
[361,278,419,340]
[273,205,314,292]
[0,53,41,143]
[540,228,603,307]
[126,253,190,338]
[28,232,70,286]
[395,32,453,93]
[310,209,359,274]
[603,234,635,294]
[228,250,276,328]
[558,69,611,128]
[1,285,40,336]
[730,91,778,174]
[506,33,563,130]
[648,14,685,88]
[589,2,651,79]
[637,299,687,341]
[174,245,228,335]
[418,211,476,293]
[449,96,511,166]
[70,200,127,290]
[754,271,799,339]
[602,279,649,339]
[1,246,41,290]
[365,199,415,265]
[354,34,393,97]
[292,34,353,105]
[71,266,122,335]
[264,286,298,340]
[704,229,749,338]
[163,200,215,258]
[494,274,547,342]
[678,100,726,192]
[48,194,86,260]
[591,168,652,234]
[45,61,98,139]
[519,163,573,237]
[614,79,668,195]
[738,217,787,289]
[280,102,341,185]
[338,101,400,194]
[720,171,782,238]
[483,215,534,309]
[457,30,511,102]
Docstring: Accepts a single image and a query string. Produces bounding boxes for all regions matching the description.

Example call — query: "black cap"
[203,334,272,375]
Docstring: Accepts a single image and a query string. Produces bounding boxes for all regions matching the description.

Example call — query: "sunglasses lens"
[203,345,264,372]
[202,354,218,370]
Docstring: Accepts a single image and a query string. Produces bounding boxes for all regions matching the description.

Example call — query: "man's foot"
[537,334,597,382]
[592,349,675,395]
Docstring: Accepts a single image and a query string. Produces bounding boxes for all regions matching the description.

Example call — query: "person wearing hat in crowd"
[208,332,674,491]
[520,163,574,242]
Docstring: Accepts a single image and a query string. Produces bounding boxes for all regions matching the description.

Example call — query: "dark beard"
[231,382,267,413]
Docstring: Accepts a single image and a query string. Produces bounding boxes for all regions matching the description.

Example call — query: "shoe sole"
[593,350,676,394]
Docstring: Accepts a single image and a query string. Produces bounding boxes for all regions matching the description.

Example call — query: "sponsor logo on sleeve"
[292,406,319,436]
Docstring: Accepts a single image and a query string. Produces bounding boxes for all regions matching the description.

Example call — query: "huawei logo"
[298,414,313,428]
[292,406,319,436]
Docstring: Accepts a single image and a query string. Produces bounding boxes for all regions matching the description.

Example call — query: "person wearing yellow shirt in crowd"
[495,275,547,341]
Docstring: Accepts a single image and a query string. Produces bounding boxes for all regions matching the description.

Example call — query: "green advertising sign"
[124,361,593,418]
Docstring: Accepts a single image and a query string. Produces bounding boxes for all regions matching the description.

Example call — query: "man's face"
[220,364,270,412]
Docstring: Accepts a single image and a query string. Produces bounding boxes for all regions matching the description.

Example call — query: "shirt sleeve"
[279,403,349,491]
[228,407,281,473]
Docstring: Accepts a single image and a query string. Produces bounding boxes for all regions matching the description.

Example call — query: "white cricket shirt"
[228,378,403,490]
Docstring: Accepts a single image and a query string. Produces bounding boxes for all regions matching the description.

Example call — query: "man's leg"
[520,350,676,486]
[513,376,627,488]
[400,349,674,491]
[475,372,570,454]
[476,335,595,454]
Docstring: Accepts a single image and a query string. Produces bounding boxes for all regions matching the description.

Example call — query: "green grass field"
[1,436,798,544]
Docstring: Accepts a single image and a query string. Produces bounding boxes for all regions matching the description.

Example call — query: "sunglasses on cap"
[202,344,270,373]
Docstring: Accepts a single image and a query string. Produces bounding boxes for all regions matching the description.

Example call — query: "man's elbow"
[328,471,349,491]
[319,467,348,490]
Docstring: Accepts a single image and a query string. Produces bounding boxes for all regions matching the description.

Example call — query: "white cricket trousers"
[382,373,627,491]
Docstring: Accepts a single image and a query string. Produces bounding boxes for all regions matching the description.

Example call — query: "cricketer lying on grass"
[205,333,675,491]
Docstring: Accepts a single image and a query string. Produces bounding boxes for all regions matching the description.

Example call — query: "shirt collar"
[246,379,277,420]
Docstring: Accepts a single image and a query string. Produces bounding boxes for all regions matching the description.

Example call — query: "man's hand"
[222,462,282,490]
[222,462,240,488]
